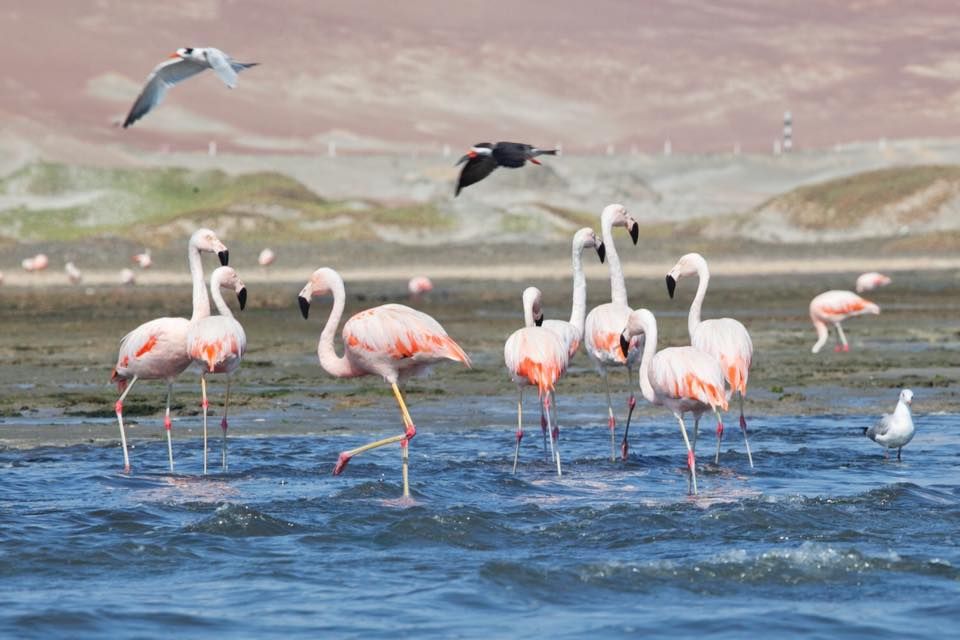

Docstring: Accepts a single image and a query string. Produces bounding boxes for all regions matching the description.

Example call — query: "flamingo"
[21,254,49,272]
[666,252,754,467]
[856,272,891,293]
[809,290,880,353]
[65,261,82,285]
[298,267,471,498]
[186,266,247,474]
[407,276,433,300]
[583,204,640,461]
[619,309,729,495]
[505,287,569,475]
[111,228,229,473]
[133,250,153,269]
[258,248,276,267]
[864,389,915,461]
[120,268,137,285]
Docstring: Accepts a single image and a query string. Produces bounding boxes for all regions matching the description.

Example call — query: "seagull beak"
[237,287,247,311]
[298,295,311,319]
[619,333,631,358]
[218,250,229,266]
[596,242,606,264]
[666,275,677,299]
[629,222,639,245]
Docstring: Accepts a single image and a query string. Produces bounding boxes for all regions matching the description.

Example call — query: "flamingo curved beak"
[237,287,247,311]
[218,250,229,266]
[629,222,639,245]
[619,333,631,358]
[596,242,606,264]
[298,295,311,319]
[535,313,544,327]
[666,275,677,299]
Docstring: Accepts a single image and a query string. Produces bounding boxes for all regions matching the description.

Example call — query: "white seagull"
[123,47,258,128]
[864,389,915,461]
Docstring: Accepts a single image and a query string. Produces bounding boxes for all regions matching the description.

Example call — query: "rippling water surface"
[2,408,959,638]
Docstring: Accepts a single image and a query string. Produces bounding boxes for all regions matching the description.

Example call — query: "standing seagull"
[454,142,557,195]
[809,290,880,353]
[583,204,640,461]
[864,389,915,461]
[111,228,229,473]
[620,309,729,495]
[666,253,754,467]
[299,267,471,498]
[123,47,258,128]
[505,287,569,475]
[187,266,247,474]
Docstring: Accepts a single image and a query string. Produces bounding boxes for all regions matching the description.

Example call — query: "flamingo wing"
[542,319,581,360]
[585,302,638,366]
[187,317,247,373]
[811,290,879,321]
[650,347,729,410]
[343,304,470,367]
[504,327,568,397]
[114,317,191,379]
[693,318,753,394]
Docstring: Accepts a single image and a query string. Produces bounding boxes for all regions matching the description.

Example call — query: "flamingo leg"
[164,383,174,473]
[739,393,754,468]
[675,413,698,495]
[540,403,549,461]
[692,416,700,454]
[546,391,561,477]
[201,374,209,475]
[114,375,138,474]
[603,371,616,462]
[834,323,850,352]
[621,388,636,461]
[714,414,725,465]
[333,383,416,499]
[897,447,902,462]
[513,390,524,474]
[221,377,231,472]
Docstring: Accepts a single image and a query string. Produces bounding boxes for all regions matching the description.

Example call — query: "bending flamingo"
[855,272,891,293]
[111,228,229,473]
[187,266,247,474]
[809,290,879,353]
[505,287,569,475]
[298,267,471,498]
[133,250,153,269]
[583,204,640,461]
[666,252,754,466]
[620,309,729,495]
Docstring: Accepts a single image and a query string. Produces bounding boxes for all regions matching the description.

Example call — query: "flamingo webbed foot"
[333,452,352,475]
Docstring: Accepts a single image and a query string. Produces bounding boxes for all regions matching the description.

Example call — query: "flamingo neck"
[188,242,211,322]
[317,272,361,378]
[209,280,233,318]
[568,240,588,335]
[601,216,628,307]
[637,318,659,406]
[688,260,709,339]
[523,300,536,328]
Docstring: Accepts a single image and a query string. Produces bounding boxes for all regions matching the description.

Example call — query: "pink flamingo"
[298,267,471,498]
[187,266,247,474]
[505,287,569,475]
[120,268,136,285]
[258,248,276,267]
[809,290,880,354]
[111,228,229,473]
[666,252,754,466]
[583,204,640,461]
[407,276,434,300]
[133,250,153,269]
[21,253,49,272]
[619,308,729,495]
[65,261,82,285]
[856,272,891,293]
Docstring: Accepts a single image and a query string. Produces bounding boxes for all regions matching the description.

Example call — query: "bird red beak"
[168,52,182,59]
[529,158,542,165]
[467,150,478,159]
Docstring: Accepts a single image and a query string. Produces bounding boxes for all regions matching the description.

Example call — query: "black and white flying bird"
[123,47,258,128]
[454,142,557,196]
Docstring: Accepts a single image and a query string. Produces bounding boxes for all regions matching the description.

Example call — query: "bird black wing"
[123,57,207,128]
[492,142,533,168]
[455,155,498,195]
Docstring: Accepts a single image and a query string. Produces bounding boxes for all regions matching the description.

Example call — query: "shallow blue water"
[2,407,959,639]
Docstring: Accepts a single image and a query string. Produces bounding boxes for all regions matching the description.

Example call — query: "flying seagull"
[454,142,557,196]
[123,47,258,128]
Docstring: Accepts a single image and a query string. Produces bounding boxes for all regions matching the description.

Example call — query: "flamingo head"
[574,227,605,264]
[212,266,247,311]
[666,252,707,298]
[190,228,229,266]
[620,308,656,358]
[601,204,639,245]
[299,267,343,319]
[522,286,543,328]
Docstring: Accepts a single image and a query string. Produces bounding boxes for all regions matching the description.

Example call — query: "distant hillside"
[719,165,960,243]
